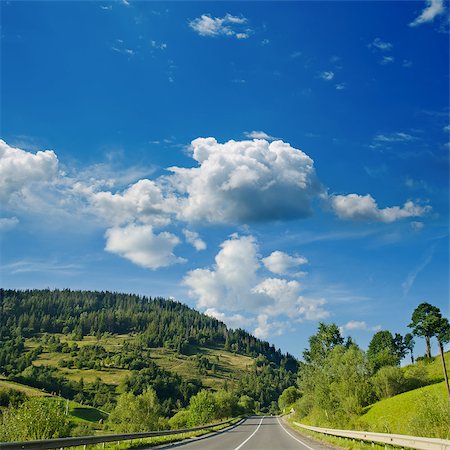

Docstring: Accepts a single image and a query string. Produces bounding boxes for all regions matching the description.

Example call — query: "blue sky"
[1,1,449,359]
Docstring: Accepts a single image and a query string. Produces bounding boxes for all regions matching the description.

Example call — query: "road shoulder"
[280,417,346,450]
[152,418,247,449]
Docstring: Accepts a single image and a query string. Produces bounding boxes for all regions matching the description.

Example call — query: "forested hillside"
[0,289,294,366]
[0,289,297,440]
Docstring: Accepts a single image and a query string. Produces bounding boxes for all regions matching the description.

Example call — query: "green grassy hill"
[360,381,449,438]
[1,288,297,432]
[402,350,450,383]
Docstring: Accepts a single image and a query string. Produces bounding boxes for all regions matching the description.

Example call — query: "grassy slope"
[402,350,450,382]
[0,377,51,397]
[27,334,253,390]
[360,381,448,435]
[296,351,450,438]
[0,378,107,427]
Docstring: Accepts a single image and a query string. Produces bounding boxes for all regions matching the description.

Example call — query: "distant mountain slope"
[0,289,298,414]
[0,289,296,367]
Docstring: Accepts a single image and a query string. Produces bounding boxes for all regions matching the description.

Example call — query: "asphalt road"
[156,416,328,450]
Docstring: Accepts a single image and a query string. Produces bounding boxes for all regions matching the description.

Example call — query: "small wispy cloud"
[402,59,413,68]
[100,5,112,11]
[151,40,167,50]
[410,0,445,26]
[244,131,276,141]
[290,51,302,59]
[121,0,130,6]
[380,55,395,65]
[369,37,393,51]
[373,132,416,143]
[0,217,19,232]
[402,247,435,296]
[339,320,381,334]
[411,221,425,231]
[189,13,251,39]
[319,71,334,81]
[111,40,135,57]
[5,259,82,275]
[335,83,346,91]
[261,38,270,45]
[232,79,246,84]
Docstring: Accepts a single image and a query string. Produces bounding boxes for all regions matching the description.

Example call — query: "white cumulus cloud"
[0,139,59,204]
[254,314,287,339]
[184,234,329,338]
[168,137,323,224]
[204,308,254,329]
[262,250,307,276]
[105,223,186,269]
[87,179,173,227]
[410,0,445,26]
[184,234,261,310]
[331,194,430,222]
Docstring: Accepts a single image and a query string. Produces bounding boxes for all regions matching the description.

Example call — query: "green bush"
[0,388,27,407]
[372,366,406,399]
[108,388,162,432]
[168,409,191,429]
[213,390,238,419]
[278,386,300,411]
[293,393,314,420]
[403,364,429,390]
[237,395,255,414]
[187,390,217,426]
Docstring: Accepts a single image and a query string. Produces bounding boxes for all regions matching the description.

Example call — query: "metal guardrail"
[292,421,450,450]
[0,418,239,450]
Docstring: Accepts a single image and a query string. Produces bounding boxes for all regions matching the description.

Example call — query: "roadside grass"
[288,420,388,450]
[360,381,449,437]
[360,382,447,434]
[61,418,241,449]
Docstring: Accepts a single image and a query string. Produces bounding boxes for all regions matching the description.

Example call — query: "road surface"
[156,416,328,450]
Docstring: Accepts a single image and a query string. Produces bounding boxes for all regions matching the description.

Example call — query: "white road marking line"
[277,417,316,450]
[233,416,265,450]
